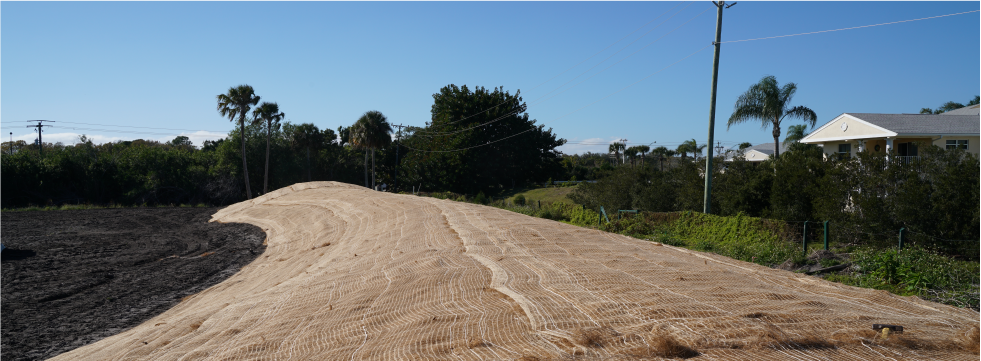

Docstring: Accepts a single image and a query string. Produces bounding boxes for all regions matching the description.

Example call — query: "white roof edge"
[800,113,900,143]
[802,133,979,143]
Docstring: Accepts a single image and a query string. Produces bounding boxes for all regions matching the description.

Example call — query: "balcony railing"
[894,156,919,165]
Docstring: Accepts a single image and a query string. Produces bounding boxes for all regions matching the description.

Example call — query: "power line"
[401,44,712,153]
[2,120,230,134]
[720,9,980,44]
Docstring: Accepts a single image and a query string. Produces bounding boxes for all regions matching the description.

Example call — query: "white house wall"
[804,114,894,142]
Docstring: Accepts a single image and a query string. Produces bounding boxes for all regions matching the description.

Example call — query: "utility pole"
[9,132,12,156]
[393,124,407,192]
[27,120,55,157]
[703,1,734,214]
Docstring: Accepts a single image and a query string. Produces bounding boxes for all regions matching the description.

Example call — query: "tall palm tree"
[652,146,672,171]
[727,75,817,159]
[350,111,392,189]
[252,102,285,194]
[217,85,261,199]
[636,145,650,166]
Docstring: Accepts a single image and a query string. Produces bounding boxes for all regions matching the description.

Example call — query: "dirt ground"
[1,208,266,361]
[50,182,979,360]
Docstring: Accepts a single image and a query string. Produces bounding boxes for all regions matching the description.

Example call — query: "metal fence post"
[802,221,809,256]
[898,227,905,250]
[823,220,829,251]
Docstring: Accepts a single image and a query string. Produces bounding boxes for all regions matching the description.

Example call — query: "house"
[728,142,790,162]
[799,105,980,160]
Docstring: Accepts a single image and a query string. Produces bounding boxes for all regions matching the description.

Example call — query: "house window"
[897,142,918,157]
[837,143,851,159]
[946,139,969,150]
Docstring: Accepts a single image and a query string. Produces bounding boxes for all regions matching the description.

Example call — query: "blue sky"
[2,1,978,154]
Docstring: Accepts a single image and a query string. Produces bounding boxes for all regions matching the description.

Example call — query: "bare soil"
[1,208,265,361]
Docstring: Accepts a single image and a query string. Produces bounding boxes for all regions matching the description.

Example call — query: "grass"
[495,186,578,205]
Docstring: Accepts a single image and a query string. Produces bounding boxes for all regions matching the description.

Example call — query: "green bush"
[474,191,488,205]
[513,194,526,206]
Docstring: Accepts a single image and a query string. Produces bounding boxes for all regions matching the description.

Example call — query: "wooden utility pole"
[703,1,734,214]
[27,120,55,156]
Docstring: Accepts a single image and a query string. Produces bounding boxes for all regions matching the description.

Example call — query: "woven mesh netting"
[53,182,979,360]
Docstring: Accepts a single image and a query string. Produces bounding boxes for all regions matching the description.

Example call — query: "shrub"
[513,194,526,206]
[474,191,487,205]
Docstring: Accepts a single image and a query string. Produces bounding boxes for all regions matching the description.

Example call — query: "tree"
[350,110,392,189]
[170,136,193,148]
[920,96,979,114]
[625,146,641,166]
[400,84,565,194]
[782,124,809,146]
[738,142,752,150]
[651,146,674,171]
[252,102,285,194]
[217,85,261,199]
[727,75,817,159]
[677,139,705,161]
[636,145,650,166]
[609,142,625,165]
[286,123,325,182]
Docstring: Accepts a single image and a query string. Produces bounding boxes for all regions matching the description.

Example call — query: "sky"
[2,1,979,155]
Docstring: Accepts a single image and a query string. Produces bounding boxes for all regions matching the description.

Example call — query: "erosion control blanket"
[53,182,979,360]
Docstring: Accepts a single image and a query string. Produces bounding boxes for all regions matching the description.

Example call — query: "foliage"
[216,84,262,198]
[727,75,817,159]
[834,247,980,309]
[400,84,566,194]
[919,95,979,114]
[513,194,526,206]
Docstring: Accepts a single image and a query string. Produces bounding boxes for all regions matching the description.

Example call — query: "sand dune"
[53,182,979,360]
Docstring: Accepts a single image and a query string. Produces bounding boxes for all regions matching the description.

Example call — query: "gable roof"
[942,104,980,116]
[845,113,979,135]
[743,142,790,156]
[801,112,979,143]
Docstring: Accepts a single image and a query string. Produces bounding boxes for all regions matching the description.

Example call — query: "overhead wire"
[401,44,712,153]
[720,9,980,44]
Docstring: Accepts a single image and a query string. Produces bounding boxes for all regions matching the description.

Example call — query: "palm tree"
[677,139,705,161]
[727,75,817,159]
[252,102,285,194]
[624,146,640,166]
[217,85,261,199]
[636,145,650,166]
[350,111,392,189]
[608,142,625,165]
[782,124,809,146]
[652,146,672,171]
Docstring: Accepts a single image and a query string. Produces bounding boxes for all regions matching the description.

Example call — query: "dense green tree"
[349,111,392,189]
[624,146,641,166]
[217,85,261,199]
[727,76,817,159]
[252,102,285,193]
[636,145,650,165]
[284,123,325,182]
[400,84,565,194]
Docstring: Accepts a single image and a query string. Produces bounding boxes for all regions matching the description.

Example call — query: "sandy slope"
[52,182,979,360]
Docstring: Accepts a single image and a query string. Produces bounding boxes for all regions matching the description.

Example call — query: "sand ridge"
[52,182,979,360]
